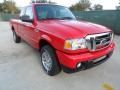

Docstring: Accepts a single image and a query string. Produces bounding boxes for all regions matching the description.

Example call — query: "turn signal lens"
[64,40,72,50]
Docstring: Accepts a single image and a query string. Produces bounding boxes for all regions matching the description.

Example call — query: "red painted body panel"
[10,4,115,69]
[56,43,114,69]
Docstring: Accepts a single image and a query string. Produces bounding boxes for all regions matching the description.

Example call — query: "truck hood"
[37,20,111,39]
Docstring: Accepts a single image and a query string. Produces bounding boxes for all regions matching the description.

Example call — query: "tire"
[40,45,61,76]
[13,31,21,43]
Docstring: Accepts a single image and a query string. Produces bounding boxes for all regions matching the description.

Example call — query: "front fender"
[39,34,64,51]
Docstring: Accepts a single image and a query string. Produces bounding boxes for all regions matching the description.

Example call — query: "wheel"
[13,31,21,43]
[40,45,61,76]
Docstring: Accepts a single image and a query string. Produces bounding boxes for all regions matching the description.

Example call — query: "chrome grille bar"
[85,32,112,51]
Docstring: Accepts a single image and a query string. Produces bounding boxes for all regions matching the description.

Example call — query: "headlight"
[64,38,86,50]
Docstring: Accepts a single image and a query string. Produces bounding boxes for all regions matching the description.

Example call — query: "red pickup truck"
[10,3,115,76]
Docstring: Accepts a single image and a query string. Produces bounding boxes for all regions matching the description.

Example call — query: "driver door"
[23,6,39,48]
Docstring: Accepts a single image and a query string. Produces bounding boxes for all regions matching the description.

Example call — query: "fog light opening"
[77,63,82,68]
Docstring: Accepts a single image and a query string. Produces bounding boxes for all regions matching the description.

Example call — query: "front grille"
[85,32,113,51]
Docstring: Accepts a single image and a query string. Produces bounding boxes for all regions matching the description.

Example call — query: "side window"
[25,6,33,19]
[19,7,26,19]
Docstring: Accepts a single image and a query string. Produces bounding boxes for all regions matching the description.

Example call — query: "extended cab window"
[25,6,33,20]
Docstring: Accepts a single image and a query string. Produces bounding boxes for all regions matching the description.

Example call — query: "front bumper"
[56,43,115,73]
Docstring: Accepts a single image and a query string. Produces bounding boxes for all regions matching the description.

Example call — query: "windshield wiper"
[41,17,75,20]
[42,17,61,20]
[60,17,74,20]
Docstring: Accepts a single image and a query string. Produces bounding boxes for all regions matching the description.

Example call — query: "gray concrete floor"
[0,22,120,90]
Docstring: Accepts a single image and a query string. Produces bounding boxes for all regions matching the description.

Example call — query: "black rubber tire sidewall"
[40,45,61,76]
[13,31,21,43]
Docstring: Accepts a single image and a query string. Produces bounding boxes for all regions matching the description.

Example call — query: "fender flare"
[39,34,53,48]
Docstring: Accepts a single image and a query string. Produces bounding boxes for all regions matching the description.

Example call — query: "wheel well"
[39,39,61,70]
[39,39,54,50]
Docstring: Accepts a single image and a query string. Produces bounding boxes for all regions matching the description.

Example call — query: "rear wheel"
[40,45,61,76]
[13,31,21,43]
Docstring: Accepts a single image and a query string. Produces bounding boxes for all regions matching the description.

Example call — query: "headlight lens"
[64,38,86,50]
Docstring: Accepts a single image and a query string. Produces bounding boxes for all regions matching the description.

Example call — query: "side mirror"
[21,15,33,23]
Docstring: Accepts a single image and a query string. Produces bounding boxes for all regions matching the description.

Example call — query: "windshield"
[35,5,76,20]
